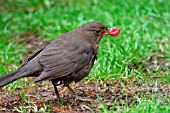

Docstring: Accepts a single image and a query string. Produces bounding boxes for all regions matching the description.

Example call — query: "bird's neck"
[75,28,102,56]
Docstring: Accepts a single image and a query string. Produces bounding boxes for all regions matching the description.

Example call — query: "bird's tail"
[0,69,28,87]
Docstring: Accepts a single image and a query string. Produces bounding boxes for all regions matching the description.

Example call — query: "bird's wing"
[19,45,47,69]
[34,40,94,82]
[27,45,46,61]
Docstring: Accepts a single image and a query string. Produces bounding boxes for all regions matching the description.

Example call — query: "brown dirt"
[0,81,170,112]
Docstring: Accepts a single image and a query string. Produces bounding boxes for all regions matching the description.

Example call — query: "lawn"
[0,0,170,112]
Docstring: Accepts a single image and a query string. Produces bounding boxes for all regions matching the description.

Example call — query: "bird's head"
[77,21,120,44]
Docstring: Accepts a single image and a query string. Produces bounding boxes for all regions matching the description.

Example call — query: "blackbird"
[0,21,120,101]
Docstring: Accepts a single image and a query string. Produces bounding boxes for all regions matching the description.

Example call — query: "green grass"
[91,95,170,113]
[0,0,170,112]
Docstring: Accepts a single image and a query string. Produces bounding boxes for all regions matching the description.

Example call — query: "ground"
[0,0,170,112]
[0,81,170,112]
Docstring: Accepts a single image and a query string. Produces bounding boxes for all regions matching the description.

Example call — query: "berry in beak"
[105,27,120,36]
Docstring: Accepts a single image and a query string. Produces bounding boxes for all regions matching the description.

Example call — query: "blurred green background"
[0,0,169,80]
[0,0,170,112]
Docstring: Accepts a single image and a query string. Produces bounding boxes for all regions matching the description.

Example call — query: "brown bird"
[0,21,120,101]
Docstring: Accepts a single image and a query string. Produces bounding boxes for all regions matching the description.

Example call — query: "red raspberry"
[109,27,120,36]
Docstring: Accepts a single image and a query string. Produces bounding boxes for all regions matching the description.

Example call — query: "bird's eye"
[95,29,101,33]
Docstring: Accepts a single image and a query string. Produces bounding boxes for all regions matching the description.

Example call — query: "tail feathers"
[0,69,28,87]
[0,70,19,83]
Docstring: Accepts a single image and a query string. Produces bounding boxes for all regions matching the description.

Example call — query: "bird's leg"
[52,81,63,104]
[67,85,91,102]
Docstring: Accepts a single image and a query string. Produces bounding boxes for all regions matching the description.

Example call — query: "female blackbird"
[0,21,120,102]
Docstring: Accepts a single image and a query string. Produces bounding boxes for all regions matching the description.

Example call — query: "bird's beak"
[104,27,121,37]
[104,29,110,35]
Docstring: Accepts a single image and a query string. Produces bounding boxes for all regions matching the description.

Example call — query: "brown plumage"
[0,21,120,101]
